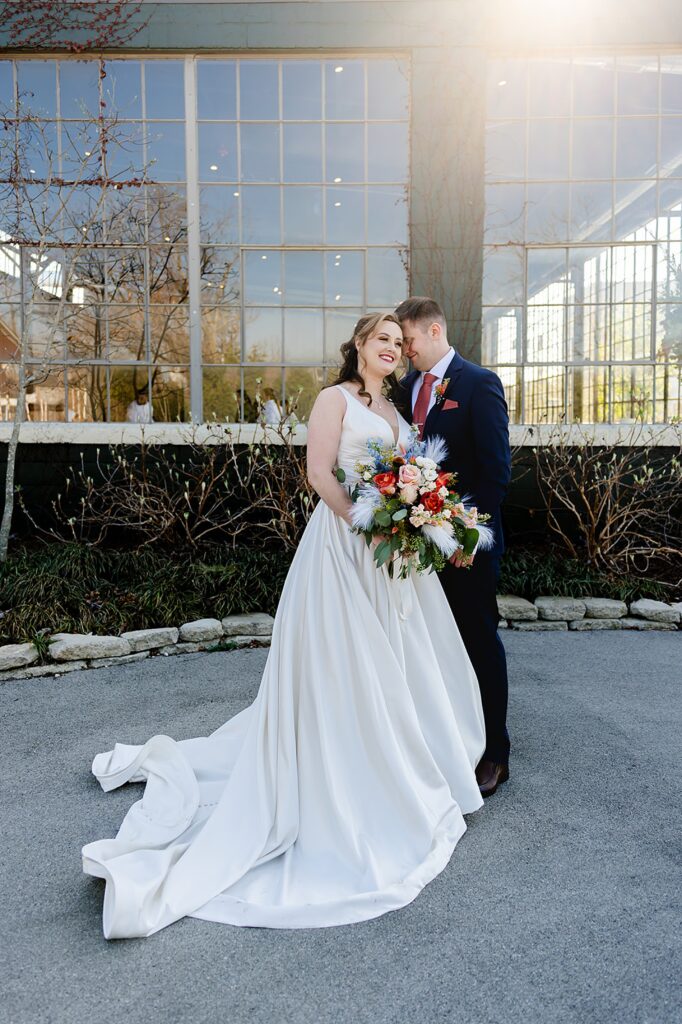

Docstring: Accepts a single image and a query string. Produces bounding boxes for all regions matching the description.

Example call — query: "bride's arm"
[306,387,354,526]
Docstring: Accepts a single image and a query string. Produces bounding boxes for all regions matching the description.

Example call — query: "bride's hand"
[371,533,390,549]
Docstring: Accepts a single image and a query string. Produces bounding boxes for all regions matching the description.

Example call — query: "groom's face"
[400,319,444,372]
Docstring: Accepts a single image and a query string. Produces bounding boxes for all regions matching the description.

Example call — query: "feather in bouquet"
[335,427,494,578]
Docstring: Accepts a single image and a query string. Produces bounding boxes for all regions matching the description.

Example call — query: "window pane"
[326,124,364,183]
[572,59,615,116]
[244,308,282,362]
[527,120,569,179]
[0,61,15,112]
[523,365,566,421]
[28,305,66,360]
[67,365,106,422]
[657,244,682,301]
[241,186,281,244]
[486,61,526,119]
[244,250,282,305]
[201,307,241,364]
[284,308,324,362]
[200,185,240,243]
[368,124,409,182]
[325,61,364,120]
[482,308,522,364]
[0,364,19,421]
[483,246,524,305]
[104,61,142,119]
[27,367,66,422]
[244,366,282,421]
[614,181,656,242]
[203,366,240,419]
[367,185,408,245]
[107,124,145,180]
[283,186,323,244]
[149,306,189,363]
[326,187,364,245]
[241,123,280,182]
[59,60,100,118]
[198,123,237,182]
[366,249,407,306]
[661,57,682,114]
[147,123,186,182]
[528,60,571,117]
[197,60,236,120]
[282,61,321,120]
[617,57,659,115]
[239,61,279,120]
[283,123,322,182]
[611,302,652,360]
[60,120,101,179]
[659,118,682,176]
[570,182,613,242]
[200,246,240,304]
[326,252,364,306]
[484,184,525,243]
[611,365,654,421]
[17,60,56,117]
[610,245,653,303]
[284,366,324,420]
[149,366,190,422]
[367,59,409,120]
[574,247,611,304]
[144,61,184,119]
[0,305,20,360]
[657,181,682,240]
[325,309,362,362]
[485,121,526,181]
[567,304,610,361]
[572,119,613,179]
[616,118,657,178]
[569,365,610,422]
[148,246,189,305]
[107,305,146,361]
[146,186,187,245]
[527,306,566,361]
[526,183,569,243]
[105,247,146,304]
[284,252,323,305]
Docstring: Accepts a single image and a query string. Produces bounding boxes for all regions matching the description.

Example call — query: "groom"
[395,296,512,797]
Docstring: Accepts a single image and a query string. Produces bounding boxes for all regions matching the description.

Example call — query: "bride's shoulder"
[309,384,347,420]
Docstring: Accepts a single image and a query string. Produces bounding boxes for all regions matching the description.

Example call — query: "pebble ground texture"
[1,632,680,1024]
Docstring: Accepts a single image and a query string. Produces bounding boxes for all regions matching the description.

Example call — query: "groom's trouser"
[439,554,510,765]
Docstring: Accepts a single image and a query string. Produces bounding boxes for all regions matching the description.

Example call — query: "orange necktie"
[413,372,438,440]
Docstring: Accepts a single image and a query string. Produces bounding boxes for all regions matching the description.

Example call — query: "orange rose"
[373,471,398,495]
[435,471,453,490]
[422,491,444,514]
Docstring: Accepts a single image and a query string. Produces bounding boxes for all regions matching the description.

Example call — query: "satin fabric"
[82,385,486,938]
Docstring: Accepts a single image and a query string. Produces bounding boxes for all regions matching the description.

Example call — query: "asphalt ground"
[1,631,680,1024]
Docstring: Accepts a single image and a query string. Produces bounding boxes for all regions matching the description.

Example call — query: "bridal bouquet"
[335,428,493,578]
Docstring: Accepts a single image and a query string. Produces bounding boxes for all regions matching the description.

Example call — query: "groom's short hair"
[394,296,446,328]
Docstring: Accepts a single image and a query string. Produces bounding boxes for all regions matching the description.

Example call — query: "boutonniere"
[434,378,450,405]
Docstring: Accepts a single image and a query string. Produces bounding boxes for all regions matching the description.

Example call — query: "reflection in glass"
[243,366,283,421]
[244,250,282,305]
[244,307,282,362]
[147,245,188,305]
[485,121,525,181]
[284,252,323,305]
[146,186,187,245]
[201,307,240,364]
[367,185,407,245]
[610,302,652,360]
[523,365,566,422]
[325,252,364,306]
[572,119,613,180]
[572,59,614,117]
[527,306,565,362]
[282,61,321,120]
[149,365,190,422]
[326,187,364,245]
[367,124,409,182]
[366,249,407,307]
[654,352,682,423]
[144,61,185,119]
[483,247,524,305]
[657,182,682,240]
[283,123,322,182]
[239,61,279,120]
[528,60,571,117]
[482,308,522,365]
[611,364,654,421]
[526,183,569,243]
[484,184,525,243]
[147,123,186,182]
[202,366,240,419]
[367,59,409,120]
[566,304,610,362]
[610,245,653,303]
[283,187,323,244]
[616,118,657,179]
[486,61,526,120]
[659,118,682,176]
[16,61,56,117]
[527,248,567,304]
[25,366,67,422]
[0,62,14,111]
[241,186,281,244]
[324,310,362,364]
[284,366,324,420]
[17,120,58,182]
[614,181,656,242]
[570,182,613,242]
[200,185,240,243]
[326,124,364,183]
[198,123,237,181]
[60,120,101,179]
[661,57,682,114]
[617,57,659,115]
[59,61,100,118]
[0,364,19,421]
[197,60,236,120]
[284,308,324,362]
[200,246,240,304]
[569,365,609,422]
[656,245,682,302]
[241,124,280,182]
[325,61,364,120]
[106,124,145,181]
[106,304,145,361]
[0,305,20,361]
[148,306,190,364]
[527,120,569,180]
[104,61,142,119]
[29,305,66,360]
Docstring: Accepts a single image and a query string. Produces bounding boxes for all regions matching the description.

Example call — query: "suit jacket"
[400,351,512,557]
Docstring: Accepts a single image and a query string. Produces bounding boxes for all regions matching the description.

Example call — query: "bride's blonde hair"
[328,312,403,408]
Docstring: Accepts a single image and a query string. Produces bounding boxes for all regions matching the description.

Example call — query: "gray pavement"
[1,632,680,1024]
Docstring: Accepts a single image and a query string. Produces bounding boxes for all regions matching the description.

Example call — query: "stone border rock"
[1,598,679,684]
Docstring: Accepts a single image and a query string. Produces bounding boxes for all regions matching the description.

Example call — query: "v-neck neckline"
[338,385,400,446]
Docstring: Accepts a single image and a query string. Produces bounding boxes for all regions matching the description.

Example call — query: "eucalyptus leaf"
[462,527,478,557]
[392,508,407,521]
[334,467,346,483]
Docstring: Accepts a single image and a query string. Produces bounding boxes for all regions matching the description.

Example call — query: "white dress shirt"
[410,348,456,416]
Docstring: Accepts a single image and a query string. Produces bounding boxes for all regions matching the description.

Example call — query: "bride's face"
[357,320,404,379]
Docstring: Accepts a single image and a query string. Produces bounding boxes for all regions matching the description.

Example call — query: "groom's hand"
[450,550,475,569]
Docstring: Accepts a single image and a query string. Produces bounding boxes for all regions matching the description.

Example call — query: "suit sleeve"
[468,371,511,516]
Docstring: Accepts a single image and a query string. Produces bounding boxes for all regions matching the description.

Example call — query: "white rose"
[400,484,418,504]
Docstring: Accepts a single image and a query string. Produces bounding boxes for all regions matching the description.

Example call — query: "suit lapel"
[399,369,419,423]
[423,351,464,437]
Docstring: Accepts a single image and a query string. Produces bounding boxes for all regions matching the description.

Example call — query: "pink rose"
[399,484,418,505]
[398,464,421,487]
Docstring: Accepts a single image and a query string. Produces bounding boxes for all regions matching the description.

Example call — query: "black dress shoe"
[475,759,510,798]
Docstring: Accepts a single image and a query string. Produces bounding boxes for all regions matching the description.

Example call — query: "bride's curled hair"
[328,311,405,410]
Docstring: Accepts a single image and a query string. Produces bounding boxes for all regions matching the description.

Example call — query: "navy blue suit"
[400,350,512,764]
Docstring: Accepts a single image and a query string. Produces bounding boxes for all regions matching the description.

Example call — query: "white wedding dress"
[82,385,486,939]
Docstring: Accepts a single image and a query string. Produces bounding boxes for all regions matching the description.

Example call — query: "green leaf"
[392,508,407,521]
[375,510,392,527]
[462,527,478,557]
[374,541,393,567]
[334,467,346,483]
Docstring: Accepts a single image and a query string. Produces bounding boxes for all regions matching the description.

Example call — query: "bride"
[82,312,486,939]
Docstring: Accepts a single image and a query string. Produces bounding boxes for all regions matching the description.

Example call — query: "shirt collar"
[422,348,455,384]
